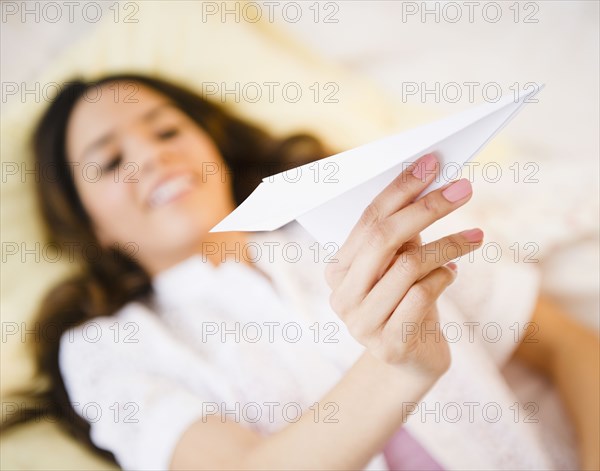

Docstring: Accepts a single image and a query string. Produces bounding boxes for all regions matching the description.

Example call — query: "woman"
[26,74,598,470]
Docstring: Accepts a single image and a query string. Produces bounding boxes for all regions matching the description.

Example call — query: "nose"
[121,133,173,176]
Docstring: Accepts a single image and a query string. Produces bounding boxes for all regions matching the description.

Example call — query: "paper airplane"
[210,85,544,246]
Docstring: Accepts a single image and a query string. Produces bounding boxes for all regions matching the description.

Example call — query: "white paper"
[210,85,544,246]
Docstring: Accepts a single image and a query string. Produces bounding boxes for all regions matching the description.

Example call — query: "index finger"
[325,152,439,289]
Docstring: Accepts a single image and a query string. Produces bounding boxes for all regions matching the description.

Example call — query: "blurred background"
[3,1,599,165]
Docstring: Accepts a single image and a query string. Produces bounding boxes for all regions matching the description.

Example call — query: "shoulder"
[59,300,154,347]
[58,300,165,380]
[56,301,218,470]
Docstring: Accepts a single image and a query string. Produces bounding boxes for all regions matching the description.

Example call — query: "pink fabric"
[383,427,445,471]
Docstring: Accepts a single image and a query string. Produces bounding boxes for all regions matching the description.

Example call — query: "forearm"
[241,351,439,470]
[513,296,600,469]
[550,317,600,470]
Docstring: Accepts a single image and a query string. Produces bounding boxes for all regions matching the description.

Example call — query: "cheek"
[177,134,235,208]
[77,178,140,240]
[184,132,226,176]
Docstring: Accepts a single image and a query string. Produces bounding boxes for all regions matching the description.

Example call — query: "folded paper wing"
[210,86,544,246]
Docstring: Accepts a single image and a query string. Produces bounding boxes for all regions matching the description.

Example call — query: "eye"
[103,155,122,172]
[157,128,179,140]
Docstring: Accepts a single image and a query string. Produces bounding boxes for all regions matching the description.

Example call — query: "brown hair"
[6,74,328,464]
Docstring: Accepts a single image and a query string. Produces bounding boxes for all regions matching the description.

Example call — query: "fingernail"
[460,228,484,243]
[447,262,458,272]
[442,179,472,202]
[411,153,438,181]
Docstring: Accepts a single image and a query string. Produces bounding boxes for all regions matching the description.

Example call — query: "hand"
[325,153,484,379]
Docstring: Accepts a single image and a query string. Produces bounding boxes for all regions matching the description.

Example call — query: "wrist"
[357,350,442,399]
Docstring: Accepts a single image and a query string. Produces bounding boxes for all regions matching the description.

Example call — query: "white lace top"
[59,221,563,470]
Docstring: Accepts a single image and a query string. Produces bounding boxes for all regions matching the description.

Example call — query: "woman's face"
[66,81,236,275]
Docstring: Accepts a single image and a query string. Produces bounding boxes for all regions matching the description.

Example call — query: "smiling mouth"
[148,174,197,209]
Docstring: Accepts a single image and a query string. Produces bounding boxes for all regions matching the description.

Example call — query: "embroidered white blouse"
[59,221,567,470]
